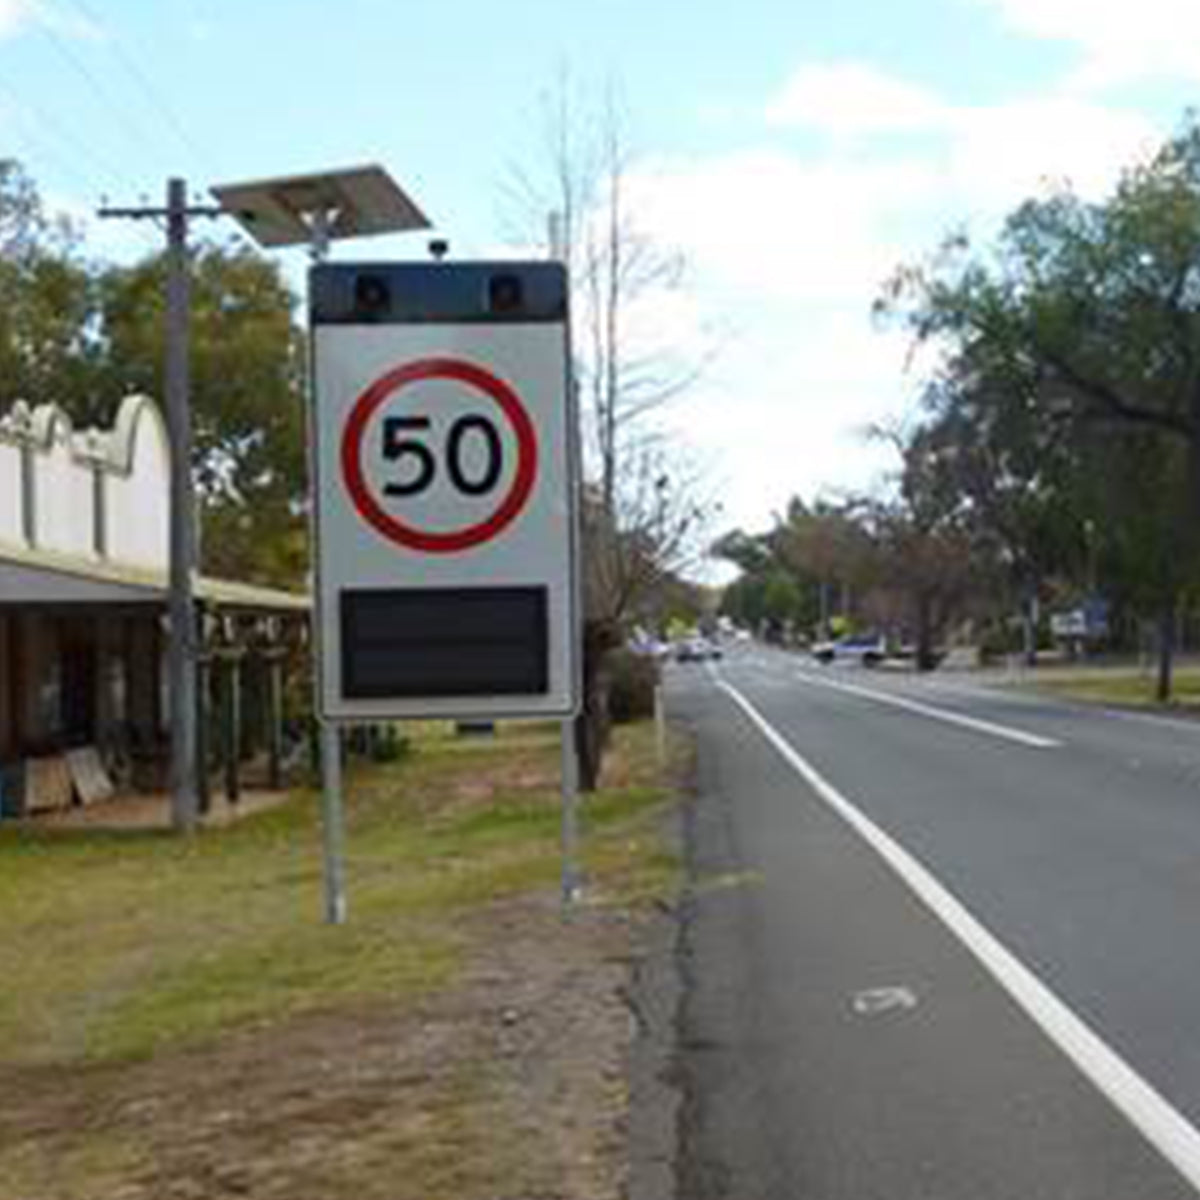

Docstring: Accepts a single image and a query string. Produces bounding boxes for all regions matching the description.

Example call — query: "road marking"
[852,986,919,1015]
[795,660,1200,737]
[719,679,1200,1194]
[793,671,1062,748]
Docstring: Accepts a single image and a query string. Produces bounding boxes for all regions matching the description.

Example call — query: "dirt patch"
[447,765,561,808]
[33,788,291,832]
[0,892,640,1200]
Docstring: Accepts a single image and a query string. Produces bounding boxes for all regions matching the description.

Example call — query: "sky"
[0,0,1197,548]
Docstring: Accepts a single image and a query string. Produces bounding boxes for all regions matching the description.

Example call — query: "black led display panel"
[340,586,548,699]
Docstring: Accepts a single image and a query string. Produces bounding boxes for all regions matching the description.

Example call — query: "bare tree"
[506,76,717,787]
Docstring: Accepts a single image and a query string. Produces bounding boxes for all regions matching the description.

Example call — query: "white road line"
[815,671,1200,741]
[719,680,1200,1195]
[793,670,1062,749]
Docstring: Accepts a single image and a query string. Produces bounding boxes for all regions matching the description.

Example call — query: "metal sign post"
[560,717,580,906]
[319,721,348,924]
[655,682,667,768]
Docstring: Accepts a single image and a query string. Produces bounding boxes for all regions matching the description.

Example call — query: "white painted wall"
[105,403,168,570]
[34,417,93,557]
[0,397,169,572]
[0,442,21,544]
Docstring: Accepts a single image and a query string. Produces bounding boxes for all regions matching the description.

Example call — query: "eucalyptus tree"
[879,114,1200,695]
[98,242,308,586]
[0,159,97,414]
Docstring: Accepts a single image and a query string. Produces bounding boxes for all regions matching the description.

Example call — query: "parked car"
[628,635,671,660]
[811,634,886,667]
[675,636,722,662]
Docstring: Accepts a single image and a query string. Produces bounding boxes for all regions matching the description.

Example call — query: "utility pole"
[99,179,223,833]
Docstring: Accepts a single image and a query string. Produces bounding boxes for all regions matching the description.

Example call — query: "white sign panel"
[309,262,580,720]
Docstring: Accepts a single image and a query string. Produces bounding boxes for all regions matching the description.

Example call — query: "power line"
[15,15,182,254]
[34,15,173,169]
[0,7,223,258]
[0,84,162,253]
[55,0,221,178]
[0,94,102,198]
[0,80,119,190]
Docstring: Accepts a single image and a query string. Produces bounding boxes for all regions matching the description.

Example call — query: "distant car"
[812,635,885,667]
[628,636,671,660]
[675,636,722,663]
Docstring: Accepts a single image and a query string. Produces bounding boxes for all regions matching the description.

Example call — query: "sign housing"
[310,261,580,720]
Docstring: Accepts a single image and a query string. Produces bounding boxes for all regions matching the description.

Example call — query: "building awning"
[195,576,310,614]
[0,540,309,613]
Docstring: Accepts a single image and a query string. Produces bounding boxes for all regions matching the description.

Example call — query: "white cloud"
[623,286,713,363]
[628,149,935,304]
[764,61,1160,207]
[674,312,910,531]
[767,62,946,136]
[627,86,1155,329]
[942,97,1159,210]
[972,0,1200,88]
[606,63,1169,533]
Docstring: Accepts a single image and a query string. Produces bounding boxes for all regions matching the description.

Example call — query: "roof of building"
[0,538,309,613]
[0,394,308,614]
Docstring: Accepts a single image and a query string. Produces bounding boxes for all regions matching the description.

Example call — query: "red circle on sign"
[341,357,538,554]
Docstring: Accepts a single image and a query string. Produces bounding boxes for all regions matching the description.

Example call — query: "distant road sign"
[310,261,580,721]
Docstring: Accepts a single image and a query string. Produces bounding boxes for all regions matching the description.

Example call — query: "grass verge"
[0,719,680,1066]
[1014,664,1200,710]
[0,718,685,1200]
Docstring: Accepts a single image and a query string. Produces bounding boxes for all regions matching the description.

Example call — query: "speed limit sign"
[310,261,580,720]
[340,356,538,553]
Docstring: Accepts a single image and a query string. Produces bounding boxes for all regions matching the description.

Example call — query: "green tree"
[0,159,98,411]
[1076,426,1189,679]
[880,114,1200,695]
[714,504,869,644]
[714,524,808,639]
[0,160,308,589]
[891,399,1087,662]
[775,500,874,638]
[719,571,769,631]
[761,570,804,632]
[869,442,982,670]
[98,243,308,586]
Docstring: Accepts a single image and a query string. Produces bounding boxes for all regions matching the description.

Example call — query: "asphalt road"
[670,644,1200,1199]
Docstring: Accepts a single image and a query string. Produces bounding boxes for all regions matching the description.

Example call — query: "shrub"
[369,725,410,763]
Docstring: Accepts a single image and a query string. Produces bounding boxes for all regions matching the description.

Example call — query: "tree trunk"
[1189,414,1200,545]
[574,671,605,795]
[574,618,622,792]
[1022,586,1039,669]
[915,591,937,672]
[1156,593,1177,704]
